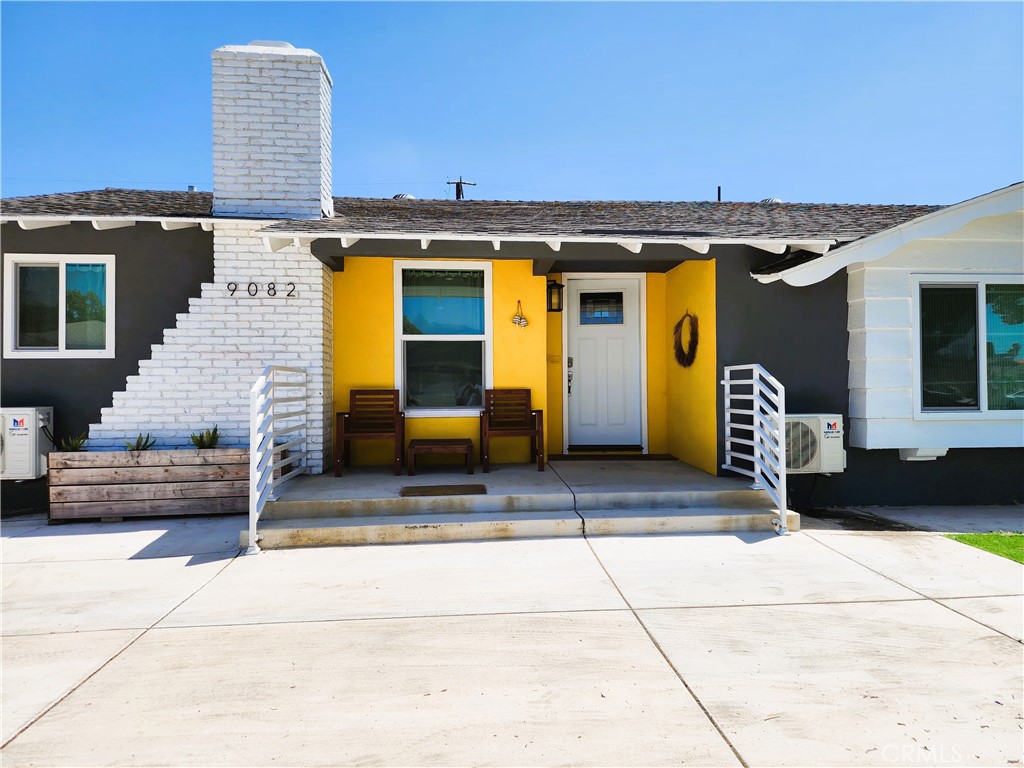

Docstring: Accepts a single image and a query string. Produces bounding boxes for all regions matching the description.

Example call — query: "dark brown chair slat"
[479,389,544,473]
[335,389,405,476]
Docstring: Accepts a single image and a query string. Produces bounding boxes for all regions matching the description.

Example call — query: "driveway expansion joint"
[581,535,750,768]
[0,548,244,750]
[803,531,1023,644]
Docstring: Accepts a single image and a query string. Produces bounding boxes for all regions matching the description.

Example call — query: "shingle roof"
[1,188,942,241]
[294,197,941,241]
[0,188,215,218]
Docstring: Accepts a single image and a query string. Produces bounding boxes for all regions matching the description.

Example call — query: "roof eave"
[259,228,837,257]
[754,182,1024,287]
[0,215,261,231]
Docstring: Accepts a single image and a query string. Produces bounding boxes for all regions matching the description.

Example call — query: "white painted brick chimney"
[212,41,333,219]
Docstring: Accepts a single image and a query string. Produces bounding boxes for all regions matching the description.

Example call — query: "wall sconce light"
[547,279,564,312]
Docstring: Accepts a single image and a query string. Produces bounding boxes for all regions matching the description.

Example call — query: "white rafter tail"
[420,238,431,250]
[682,241,710,255]
[160,221,198,231]
[91,219,135,230]
[491,239,502,251]
[266,236,293,253]
[749,241,789,255]
[17,219,69,230]
[200,221,215,231]
[789,242,831,254]
[617,241,643,254]
[339,237,359,249]
[298,238,314,247]
[545,240,562,252]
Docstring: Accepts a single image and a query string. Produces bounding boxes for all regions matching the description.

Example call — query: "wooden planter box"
[48,448,249,521]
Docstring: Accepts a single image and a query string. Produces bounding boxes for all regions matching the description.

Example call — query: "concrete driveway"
[2,513,1021,767]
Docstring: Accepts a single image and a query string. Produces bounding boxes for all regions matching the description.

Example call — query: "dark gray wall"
[714,246,1024,507]
[1,222,213,441]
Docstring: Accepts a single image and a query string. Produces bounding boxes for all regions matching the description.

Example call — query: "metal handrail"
[722,364,788,534]
[247,365,308,554]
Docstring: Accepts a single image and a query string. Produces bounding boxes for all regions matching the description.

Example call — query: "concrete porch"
[243,459,800,549]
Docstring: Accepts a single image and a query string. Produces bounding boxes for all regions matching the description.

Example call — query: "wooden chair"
[335,390,405,476]
[480,389,544,473]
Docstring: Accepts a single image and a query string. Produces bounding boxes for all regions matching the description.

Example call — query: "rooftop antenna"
[447,176,476,200]
[717,185,721,202]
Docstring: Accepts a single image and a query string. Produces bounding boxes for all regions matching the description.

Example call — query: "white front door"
[566,277,643,448]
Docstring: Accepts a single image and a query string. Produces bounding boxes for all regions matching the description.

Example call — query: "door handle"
[567,370,573,397]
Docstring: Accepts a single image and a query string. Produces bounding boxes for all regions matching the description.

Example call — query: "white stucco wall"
[847,211,1024,450]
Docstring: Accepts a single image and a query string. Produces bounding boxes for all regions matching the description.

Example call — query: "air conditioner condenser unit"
[784,414,846,474]
[1,407,55,480]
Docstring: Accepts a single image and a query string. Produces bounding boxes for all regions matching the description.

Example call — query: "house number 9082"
[227,282,296,297]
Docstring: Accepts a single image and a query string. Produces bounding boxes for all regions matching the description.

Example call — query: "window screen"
[920,285,979,410]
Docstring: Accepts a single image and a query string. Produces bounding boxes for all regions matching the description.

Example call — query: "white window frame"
[911,273,1023,420]
[393,260,493,418]
[3,253,116,359]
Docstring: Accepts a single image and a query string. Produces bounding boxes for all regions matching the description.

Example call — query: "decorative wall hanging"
[673,311,699,367]
[512,300,528,328]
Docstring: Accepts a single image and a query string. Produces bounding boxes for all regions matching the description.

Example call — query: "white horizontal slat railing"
[247,365,308,554]
[722,364,789,535]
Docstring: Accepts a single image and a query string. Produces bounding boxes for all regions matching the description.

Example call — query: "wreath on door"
[673,312,699,368]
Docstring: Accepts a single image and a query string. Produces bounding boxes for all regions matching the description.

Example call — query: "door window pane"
[985,284,1024,411]
[402,269,484,335]
[66,264,107,350]
[579,292,624,325]
[404,341,483,408]
[920,285,978,409]
[17,265,59,348]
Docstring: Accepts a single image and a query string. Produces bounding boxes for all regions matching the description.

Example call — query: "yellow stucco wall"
[335,259,716,471]
[545,274,564,453]
[646,273,669,455]
[333,257,547,466]
[664,260,718,474]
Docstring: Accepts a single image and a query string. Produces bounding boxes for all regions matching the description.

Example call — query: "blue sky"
[2,2,1022,204]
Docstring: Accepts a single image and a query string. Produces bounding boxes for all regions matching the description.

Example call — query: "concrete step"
[262,487,770,520]
[242,511,583,549]
[243,508,800,550]
[582,508,801,536]
[573,488,771,512]
[261,492,575,520]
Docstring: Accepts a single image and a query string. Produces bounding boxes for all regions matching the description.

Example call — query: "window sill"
[4,349,115,360]
[914,410,1024,422]
[405,408,484,419]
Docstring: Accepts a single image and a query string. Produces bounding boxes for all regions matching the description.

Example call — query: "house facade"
[2,41,1021,508]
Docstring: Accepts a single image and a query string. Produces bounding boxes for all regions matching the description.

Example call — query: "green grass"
[945,532,1024,564]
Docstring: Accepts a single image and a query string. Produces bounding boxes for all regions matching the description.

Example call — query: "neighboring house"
[2,41,1021,507]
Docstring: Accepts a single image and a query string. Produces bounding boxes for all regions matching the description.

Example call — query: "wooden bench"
[406,438,474,476]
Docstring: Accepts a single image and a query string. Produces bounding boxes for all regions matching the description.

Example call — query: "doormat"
[400,484,487,497]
